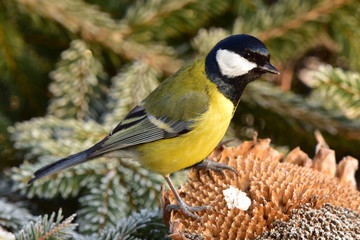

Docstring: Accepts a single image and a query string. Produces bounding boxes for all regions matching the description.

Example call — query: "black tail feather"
[28,149,90,184]
[28,137,109,184]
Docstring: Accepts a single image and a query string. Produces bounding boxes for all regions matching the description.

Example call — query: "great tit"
[28,34,279,219]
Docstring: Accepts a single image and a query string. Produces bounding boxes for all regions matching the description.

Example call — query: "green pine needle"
[17,209,77,240]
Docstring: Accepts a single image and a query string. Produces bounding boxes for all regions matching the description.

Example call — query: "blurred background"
[0,0,359,239]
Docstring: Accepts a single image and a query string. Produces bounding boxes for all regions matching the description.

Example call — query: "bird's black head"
[205,34,279,104]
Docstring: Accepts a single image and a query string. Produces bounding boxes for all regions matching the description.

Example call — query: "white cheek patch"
[216,49,257,78]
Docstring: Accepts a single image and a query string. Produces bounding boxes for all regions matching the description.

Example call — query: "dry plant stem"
[164,175,209,220]
[314,129,329,152]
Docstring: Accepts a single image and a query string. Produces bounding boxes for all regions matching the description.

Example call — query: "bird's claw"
[194,159,239,176]
[166,202,210,220]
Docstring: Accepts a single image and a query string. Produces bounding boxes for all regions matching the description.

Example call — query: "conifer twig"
[259,0,354,40]
[15,0,183,73]
[123,0,196,33]
[38,214,77,240]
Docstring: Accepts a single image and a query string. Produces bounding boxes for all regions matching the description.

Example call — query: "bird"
[28,34,279,219]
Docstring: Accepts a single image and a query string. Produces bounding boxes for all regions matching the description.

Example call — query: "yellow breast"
[137,86,235,176]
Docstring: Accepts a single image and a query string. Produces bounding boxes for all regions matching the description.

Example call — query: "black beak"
[260,63,280,74]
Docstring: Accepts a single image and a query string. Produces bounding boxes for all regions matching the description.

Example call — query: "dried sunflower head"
[257,203,360,240]
[163,139,360,240]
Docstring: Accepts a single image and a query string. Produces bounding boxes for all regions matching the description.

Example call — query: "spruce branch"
[17,209,77,240]
[77,160,163,234]
[124,0,196,30]
[15,0,183,73]
[9,116,108,198]
[258,0,354,41]
[203,4,317,63]
[0,198,35,232]
[48,40,106,120]
[9,116,106,160]
[77,168,129,234]
[328,5,360,69]
[98,209,168,240]
[10,116,163,231]
[12,159,108,199]
[233,0,314,36]
[120,160,163,210]
[103,60,160,128]
[232,0,358,64]
[310,65,360,119]
[123,0,230,41]
[243,81,360,140]
[191,28,229,55]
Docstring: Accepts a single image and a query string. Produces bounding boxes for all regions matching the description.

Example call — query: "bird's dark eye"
[243,51,255,61]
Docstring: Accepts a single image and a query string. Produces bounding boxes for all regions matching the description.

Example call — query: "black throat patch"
[205,57,260,105]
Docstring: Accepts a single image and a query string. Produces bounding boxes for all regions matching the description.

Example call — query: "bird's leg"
[194,159,239,175]
[164,175,209,220]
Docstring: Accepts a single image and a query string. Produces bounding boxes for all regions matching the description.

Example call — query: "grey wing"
[88,106,192,158]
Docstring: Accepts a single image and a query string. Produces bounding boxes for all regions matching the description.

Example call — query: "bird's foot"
[165,199,210,220]
[194,159,239,176]
[163,175,210,220]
